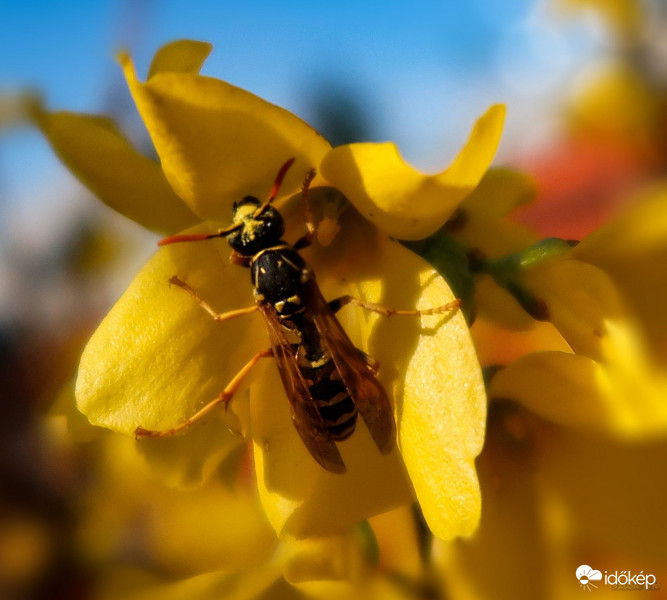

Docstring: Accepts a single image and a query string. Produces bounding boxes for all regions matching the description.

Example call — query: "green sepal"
[354,520,380,567]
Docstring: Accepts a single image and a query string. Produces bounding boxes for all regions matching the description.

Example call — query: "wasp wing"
[256,301,346,474]
[303,280,396,455]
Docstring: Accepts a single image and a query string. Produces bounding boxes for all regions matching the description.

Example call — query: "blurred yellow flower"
[74,434,277,580]
[490,253,667,438]
[34,39,506,542]
[567,60,662,160]
[435,403,667,599]
[438,163,667,440]
[574,181,667,361]
[30,103,199,234]
[50,417,445,600]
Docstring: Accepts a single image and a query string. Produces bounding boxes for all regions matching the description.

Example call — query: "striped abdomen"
[300,358,357,441]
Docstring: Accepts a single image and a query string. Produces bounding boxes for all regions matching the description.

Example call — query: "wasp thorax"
[227,196,285,255]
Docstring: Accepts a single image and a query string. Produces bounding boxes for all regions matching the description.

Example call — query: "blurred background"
[1,0,667,598]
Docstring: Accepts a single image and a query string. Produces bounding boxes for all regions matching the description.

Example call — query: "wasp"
[136,159,460,473]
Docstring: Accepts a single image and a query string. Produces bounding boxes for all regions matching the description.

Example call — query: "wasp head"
[226,196,285,255]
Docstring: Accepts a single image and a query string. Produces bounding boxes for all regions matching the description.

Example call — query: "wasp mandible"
[136,159,460,473]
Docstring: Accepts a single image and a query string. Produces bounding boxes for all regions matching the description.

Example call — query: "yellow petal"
[490,351,610,431]
[490,340,667,438]
[473,276,538,332]
[371,243,486,539]
[520,259,625,361]
[283,533,366,585]
[566,60,657,143]
[86,436,276,578]
[369,507,422,578]
[598,320,667,436]
[31,103,198,234]
[539,429,667,564]
[148,39,212,78]
[453,168,538,263]
[574,183,667,358]
[76,224,266,437]
[120,44,332,220]
[575,183,667,261]
[457,215,537,263]
[148,480,277,576]
[135,427,246,490]
[320,104,505,240]
[460,167,536,220]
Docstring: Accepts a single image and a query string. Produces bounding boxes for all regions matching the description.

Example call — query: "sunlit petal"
[31,104,198,234]
[320,104,505,240]
[148,39,213,78]
[490,338,667,438]
[490,351,609,431]
[521,259,625,361]
[574,183,667,358]
[120,43,332,220]
[373,243,486,539]
[76,224,265,436]
[455,168,538,259]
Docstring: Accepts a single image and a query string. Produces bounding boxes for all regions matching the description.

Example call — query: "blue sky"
[1,0,599,219]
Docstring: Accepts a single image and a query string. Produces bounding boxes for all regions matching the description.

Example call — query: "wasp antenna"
[255,157,296,216]
[157,224,241,246]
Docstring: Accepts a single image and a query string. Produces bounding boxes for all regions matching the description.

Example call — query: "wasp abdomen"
[301,359,357,441]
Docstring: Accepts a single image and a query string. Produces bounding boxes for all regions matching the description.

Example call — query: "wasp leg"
[135,349,273,439]
[169,276,258,322]
[293,235,312,251]
[293,168,317,251]
[328,295,461,318]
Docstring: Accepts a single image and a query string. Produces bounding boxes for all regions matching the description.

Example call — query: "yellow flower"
[35,40,505,541]
[74,434,277,580]
[58,414,438,600]
[434,403,667,599]
[442,166,667,439]
[49,420,380,600]
[573,181,667,361]
[489,254,667,438]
